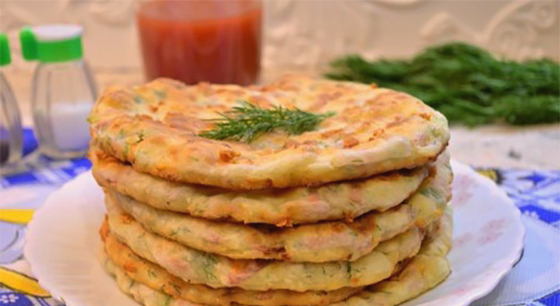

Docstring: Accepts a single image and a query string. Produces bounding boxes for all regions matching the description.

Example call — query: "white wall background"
[0,0,559,73]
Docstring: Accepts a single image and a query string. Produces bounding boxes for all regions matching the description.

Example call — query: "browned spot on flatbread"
[419,112,432,120]
[343,136,360,148]
[122,262,138,273]
[275,218,291,227]
[350,215,376,234]
[302,140,318,146]
[249,95,274,108]
[258,245,289,259]
[386,115,413,129]
[149,104,159,112]
[343,212,357,223]
[320,128,344,139]
[215,88,245,96]
[119,213,135,224]
[99,217,110,241]
[134,114,153,121]
[368,128,385,141]
[219,149,240,163]
[228,260,268,285]
[330,222,347,234]
[282,139,300,149]
[165,280,184,297]
[106,90,136,108]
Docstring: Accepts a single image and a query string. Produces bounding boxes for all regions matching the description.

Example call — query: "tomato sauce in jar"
[137,0,262,85]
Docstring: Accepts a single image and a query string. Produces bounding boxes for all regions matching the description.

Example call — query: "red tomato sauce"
[137,0,262,85]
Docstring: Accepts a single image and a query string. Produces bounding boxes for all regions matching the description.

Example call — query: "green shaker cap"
[0,33,11,66]
[20,25,83,63]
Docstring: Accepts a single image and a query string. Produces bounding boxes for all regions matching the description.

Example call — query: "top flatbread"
[89,75,449,190]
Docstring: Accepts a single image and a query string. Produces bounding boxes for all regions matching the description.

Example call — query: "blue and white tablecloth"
[0,129,558,306]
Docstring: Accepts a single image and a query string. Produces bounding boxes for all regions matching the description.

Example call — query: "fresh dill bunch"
[199,101,335,142]
[325,42,560,126]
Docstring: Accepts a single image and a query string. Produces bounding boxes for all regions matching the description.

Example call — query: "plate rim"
[424,161,526,306]
[24,160,525,306]
[23,171,98,305]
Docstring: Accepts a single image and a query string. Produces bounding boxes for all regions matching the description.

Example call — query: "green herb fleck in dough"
[303,263,315,279]
[122,143,130,157]
[420,187,442,202]
[135,131,145,144]
[199,101,335,142]
[190,252,218,282]
[147,269,157,279]
[168,229,179,238]
[117,129,126,139]
[325,42,560,126]
[170,283,182,295]
[86,115,98,124]
[346,262,352,280]
[163,295,172,306]
[133,95,146,104]
[153,89,167,100]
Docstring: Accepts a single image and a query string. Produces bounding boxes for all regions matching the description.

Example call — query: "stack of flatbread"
[89,75,452,306]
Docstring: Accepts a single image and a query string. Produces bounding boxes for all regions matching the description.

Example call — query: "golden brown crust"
[103,152,450,262]
[102,230,361,305]
[92,148,430,225]
[105,205,426,291]
[100,210,453,306]
[89,75,449,190]
[338,209,453,305]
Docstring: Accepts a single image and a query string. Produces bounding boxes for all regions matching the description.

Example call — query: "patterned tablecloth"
[0,130,559,306]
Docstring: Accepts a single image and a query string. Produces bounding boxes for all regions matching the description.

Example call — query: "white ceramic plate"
[25,161,524,306]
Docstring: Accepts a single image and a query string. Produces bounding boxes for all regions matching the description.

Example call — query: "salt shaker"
[0,33,24,169]
[20,25,96,159]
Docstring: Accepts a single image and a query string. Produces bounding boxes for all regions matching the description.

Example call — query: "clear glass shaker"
[20,25,97,159]
[0,33,23,170]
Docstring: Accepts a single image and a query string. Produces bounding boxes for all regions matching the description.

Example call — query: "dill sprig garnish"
[325,42,560,126]
[199,101,334,142]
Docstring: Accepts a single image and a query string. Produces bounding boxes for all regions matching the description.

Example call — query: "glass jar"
[31,60,96,158]
[137,0,262,85]
[0,33,23,170]
[20,25,97,159]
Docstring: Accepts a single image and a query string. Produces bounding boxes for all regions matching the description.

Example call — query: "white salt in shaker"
[20,24,96,159]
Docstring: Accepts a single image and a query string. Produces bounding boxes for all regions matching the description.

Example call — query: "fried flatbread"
[336,209,452,305]
[89,75,449,190]
[104,210,425,291]
[101,211,452,306]
[103,258,200,306]
[100,228,361,305]
[104,152,449,262]
[92,149,429,226]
